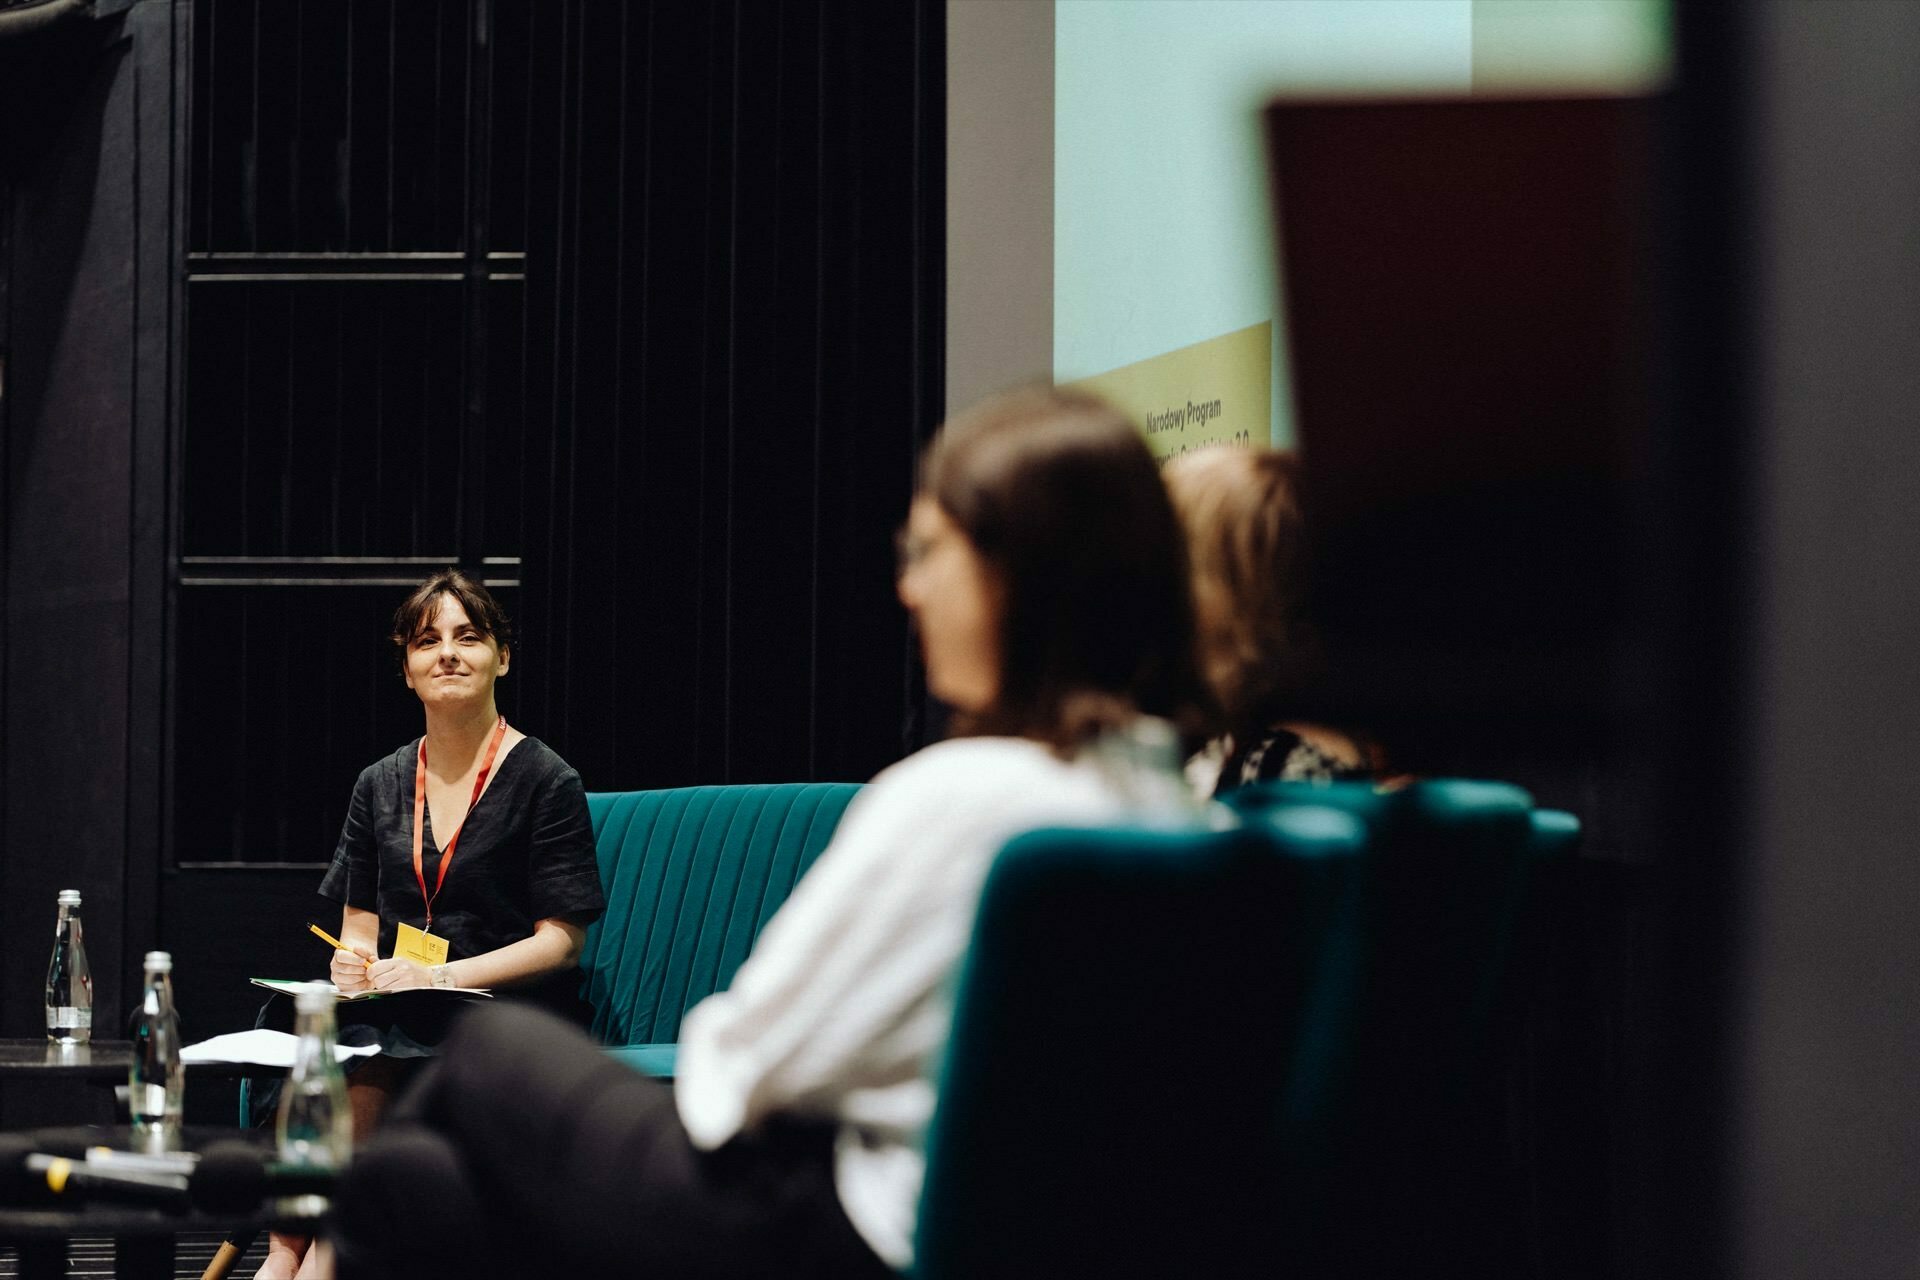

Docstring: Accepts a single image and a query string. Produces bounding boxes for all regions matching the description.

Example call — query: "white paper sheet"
[180,1029,383,1068]
[248,977,493,1001]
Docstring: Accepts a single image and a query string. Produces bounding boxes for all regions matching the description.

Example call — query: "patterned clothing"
[1189,725,1372,798]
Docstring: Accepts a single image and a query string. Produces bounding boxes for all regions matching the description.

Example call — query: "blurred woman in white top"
[324,387,1209,1280]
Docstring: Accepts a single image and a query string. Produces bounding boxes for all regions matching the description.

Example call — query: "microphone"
[0,1135,190,1211]
[189,1140,337,1215]
[0,1136,337,1217]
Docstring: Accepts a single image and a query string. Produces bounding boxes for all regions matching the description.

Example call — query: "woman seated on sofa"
[1164,445,1382,796]
[258,568,604,1280]
[321,387,1209,1280]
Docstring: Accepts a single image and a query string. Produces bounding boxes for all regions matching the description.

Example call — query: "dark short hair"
[919,387,1209,753]
[388,568,513,662]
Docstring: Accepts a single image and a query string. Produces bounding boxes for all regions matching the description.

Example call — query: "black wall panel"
[0,5,165,1115]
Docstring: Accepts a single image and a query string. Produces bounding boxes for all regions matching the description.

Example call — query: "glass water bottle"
[129,950,184,1151]
[276,983,352,1214]
[45,890,93,1044]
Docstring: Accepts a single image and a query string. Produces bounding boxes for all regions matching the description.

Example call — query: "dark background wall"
[0,0,943,1125]
[0,0,174,1126]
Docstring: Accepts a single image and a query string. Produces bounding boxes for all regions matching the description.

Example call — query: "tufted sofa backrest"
[580,783,862,1046]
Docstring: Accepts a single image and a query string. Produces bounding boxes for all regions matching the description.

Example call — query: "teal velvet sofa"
[579,783,861,1077]
[580,778,1578,1274]
[914,781,1580,1278]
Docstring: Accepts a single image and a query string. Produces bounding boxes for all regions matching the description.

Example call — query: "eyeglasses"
[894,527,934,576]
[894,525,948,575]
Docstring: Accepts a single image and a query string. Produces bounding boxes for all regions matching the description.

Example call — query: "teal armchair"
[1227,779,1579,1274]
[913,807,1371,1280]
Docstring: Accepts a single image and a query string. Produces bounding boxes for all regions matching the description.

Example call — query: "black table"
[0,1037,290,1133]
[0,1041,145,1129]
[0,1039,139,1082]
[0,1037,287,1081]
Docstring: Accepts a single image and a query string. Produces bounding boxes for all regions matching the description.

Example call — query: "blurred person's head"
[1163,446,1316,739]
[899,387,1207,753]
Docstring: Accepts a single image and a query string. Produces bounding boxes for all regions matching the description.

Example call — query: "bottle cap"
[57,890,81,906]
[143,951,173,973]
[292,983,338,1014]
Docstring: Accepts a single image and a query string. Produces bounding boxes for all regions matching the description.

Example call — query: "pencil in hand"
[308,922,373,968]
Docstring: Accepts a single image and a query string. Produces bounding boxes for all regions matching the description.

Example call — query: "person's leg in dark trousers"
[330,1002,896,1280]
[328,1126,523,1280]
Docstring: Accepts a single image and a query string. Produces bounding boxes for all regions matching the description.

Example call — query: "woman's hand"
[367,958,433,992]
[331,948,375,992]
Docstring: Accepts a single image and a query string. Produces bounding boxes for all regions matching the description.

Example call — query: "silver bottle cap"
[57,890,82,907]
[143,951,173,973]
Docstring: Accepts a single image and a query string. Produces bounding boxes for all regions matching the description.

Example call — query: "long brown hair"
[919,388,1209,753]
[1163,446,1317,740]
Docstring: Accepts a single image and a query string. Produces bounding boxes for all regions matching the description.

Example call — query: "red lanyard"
[412,716,508,928]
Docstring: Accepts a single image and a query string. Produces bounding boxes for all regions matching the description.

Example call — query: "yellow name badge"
[394,921,450,968]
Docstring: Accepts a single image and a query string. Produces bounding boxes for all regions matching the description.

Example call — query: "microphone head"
[191,1140,271,1215]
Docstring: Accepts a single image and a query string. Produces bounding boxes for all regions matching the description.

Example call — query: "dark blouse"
[244,737,604,1125]
[318,735,605,972]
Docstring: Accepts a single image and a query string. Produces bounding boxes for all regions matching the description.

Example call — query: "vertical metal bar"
[0,150,8,875]
[0,180,8,967]
[608,0,630,769]
[371,291,385,551]
[237,592,250,857]
[343,0,355,247]
[690,0,721,776]
[432,0,446,246]
[386,0,396,250]
[515,0,536,566]
[200,0,215,248]
[459,0,494,573]
[163,0,198,868]
[249,0,261,250]
[559,0,587,744]
[281,286,295,554]
[723,0,741,780]
[536,1,572,729]
[635,0,657,773]
[92,0,199,993]
[128,0,176,992]
[415,298,429,556]
[291,0,304,247]
[0,168,9,972]
[331,286,344,552]
[238,285,253,554]
[808,6,824,779]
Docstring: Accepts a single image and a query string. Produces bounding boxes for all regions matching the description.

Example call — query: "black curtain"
[501,0,944,791]
[169,0,945,874]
